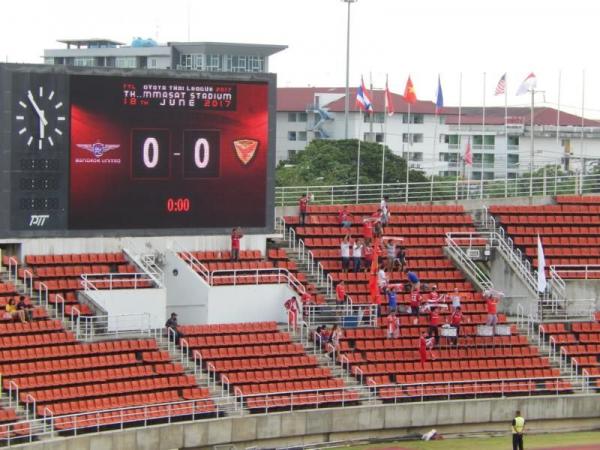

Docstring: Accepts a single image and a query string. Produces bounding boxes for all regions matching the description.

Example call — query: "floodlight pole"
[343,0,357,139]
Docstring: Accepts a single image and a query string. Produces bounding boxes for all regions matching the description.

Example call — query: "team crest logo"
[233,139,258,165]
[76,141,120,158]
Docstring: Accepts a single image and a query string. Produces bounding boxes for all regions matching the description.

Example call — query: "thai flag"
[435,75,444,114]
[355,77,373,113]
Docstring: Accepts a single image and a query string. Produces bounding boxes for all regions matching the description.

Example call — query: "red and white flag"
[494,73,506,96]
[384,75,394,116]
[464,137,472,166]
[516,72,536,96]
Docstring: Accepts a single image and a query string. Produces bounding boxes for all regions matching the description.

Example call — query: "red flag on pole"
[403,76,417,104]
[384,75,394,116]
[464,137,473,166]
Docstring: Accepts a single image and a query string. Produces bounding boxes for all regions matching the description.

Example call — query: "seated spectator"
[335,281,347,304]
[165,312,179,344]
[6,298,26,323]
[338,206,352,229]
[16,295,33,322]
[320,325,331,343]
[393,245,407,272]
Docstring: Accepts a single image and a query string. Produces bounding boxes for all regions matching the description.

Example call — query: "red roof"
[444,107,600,127]
[277,87,436,114]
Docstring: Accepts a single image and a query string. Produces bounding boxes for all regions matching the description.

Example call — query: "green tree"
[276,139,427,187]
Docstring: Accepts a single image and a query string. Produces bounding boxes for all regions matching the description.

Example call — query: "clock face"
[15,85,66,150]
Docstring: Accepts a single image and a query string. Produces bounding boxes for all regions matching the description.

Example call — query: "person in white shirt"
[377,264,388,292]
[340,235,351,273]
[380,196,390,226]
[449,288,462,312]
[352,239,363,273]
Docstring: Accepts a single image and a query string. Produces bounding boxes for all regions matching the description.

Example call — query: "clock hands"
[27,90,49,126]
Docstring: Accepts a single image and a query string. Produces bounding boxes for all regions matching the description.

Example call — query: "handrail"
[80,272,153,291]
[122,246,165,288]
[444,233,493,291]
[73,313,152,340]
[6,256,18,283]
[274,172,600,206]
[171,242,211,281]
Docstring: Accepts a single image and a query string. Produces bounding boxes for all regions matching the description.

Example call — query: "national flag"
[537,234,547,293]
[384,75,394,116]
[494,73,506,96]
[403,76,417,104]
[516,72,536,96]
[355,77,373,113]
[435,75,444,114]
[464,137,472,166]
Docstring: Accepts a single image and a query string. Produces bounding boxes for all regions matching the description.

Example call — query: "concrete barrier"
[21,393,600,450]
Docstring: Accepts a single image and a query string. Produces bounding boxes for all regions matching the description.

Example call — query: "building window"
[180,54,205,70]
[402,114,424,124]
[508,135,519,150]
[288,150,297,159]
[150,58,157,68]
[288,112,297,122]
[298,112,308,122]
[445,134,461,149]
[439,153,459,163]
[408,152,423,162]
[402,133,423,144]
[247,55,264,72]
[115,57,136,68]
[298,131,307,141]
[206,54,221,71]
[230,55,247,72]
[363,112,385,123]
[473,135,495,149]
[73,57,95,67]
[508,153,519,168]
[288,131,297,141]
[364,132,384,143]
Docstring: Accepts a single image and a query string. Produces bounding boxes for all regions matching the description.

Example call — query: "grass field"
[333,431,600,450]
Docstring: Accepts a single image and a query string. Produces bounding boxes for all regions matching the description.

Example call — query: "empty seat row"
[197,343,305,361]
[25,252,126,266]
[178,321,278,337]
[306,204,465,214]
[188,250,262,262]
[184,332,291,349]
[222,367,332,385]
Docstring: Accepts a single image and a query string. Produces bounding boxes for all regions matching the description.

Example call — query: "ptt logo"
[29,215,50,227]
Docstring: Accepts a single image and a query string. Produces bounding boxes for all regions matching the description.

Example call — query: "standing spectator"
[386,311,400,339]
[485,292,500,328]
[449,288,462,312]
[377,263,388,292]
[362,241,373,273]
[329,325,343,355]
[386,285,398,312]
[338,206,352,229]
[385,239,396,271]
[6,298,26,323]
[380,196,390,227]
[409,287,423,325]
[511,410,526,450]
[16,295,33,322]
[230,227,244,261]
[352,239,363,273]
[449,306,466,346]
[406,269,421,291]
[340,235,351,273]
[372,209,384,237]
[165,312,179,344]
[284,296,299,332]
[393,245,407,273]
[335,281,347,304]
[362,217,374,241]
[418,332,436,364]
[298,194,310,225]
[427,307,441,346]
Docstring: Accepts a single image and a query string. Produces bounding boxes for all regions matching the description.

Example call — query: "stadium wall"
[565,280,600,310]
[23,394,600,450]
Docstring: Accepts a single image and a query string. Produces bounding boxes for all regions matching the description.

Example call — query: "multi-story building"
[277,87,600,177]
[44,38,286,73]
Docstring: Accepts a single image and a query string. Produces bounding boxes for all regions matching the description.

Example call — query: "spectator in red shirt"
[486,294,500,328]
[299,194,310,225]
[386,311,400,339]
[362,242,373,273]
[338,207,352,229]
[449,306,466,346]
[409,287,423,325]
[427,306,441,346]
[362,218,374,241]
[419,332,435,364]
[335,281,346,304]
[284,296,299,331]
[230,227,243,261]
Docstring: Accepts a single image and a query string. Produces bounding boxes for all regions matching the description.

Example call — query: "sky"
[2,0,600,118]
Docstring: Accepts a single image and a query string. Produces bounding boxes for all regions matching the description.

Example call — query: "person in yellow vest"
[511,410,525,450]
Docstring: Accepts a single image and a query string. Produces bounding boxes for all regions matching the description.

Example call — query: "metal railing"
[5,256,18,283]
[275,173,600,206]
[444,232,493,291]
[208,268,305,294]
[303,304,378,328]
[71,312,153,341]
[276,216,333,297]
[122,246,165,288]
[80,272,154,290]
[551,264,600,281]
[171,242,211,281]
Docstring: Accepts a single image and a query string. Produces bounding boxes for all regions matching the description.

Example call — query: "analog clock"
[14,85,66,150]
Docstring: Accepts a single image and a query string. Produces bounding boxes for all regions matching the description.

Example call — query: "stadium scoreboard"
[0,64,276,237]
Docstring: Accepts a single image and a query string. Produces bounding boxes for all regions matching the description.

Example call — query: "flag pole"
[431,78,439,202]
[504,73,509,197]
[356,97,362,204]
[556,69,561,145]
[580,69,585,192]
[405,103,411,203]
[480,72,486,199]
[529,87,535,196]
[458,72,463,179]
[381,74,388,198]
